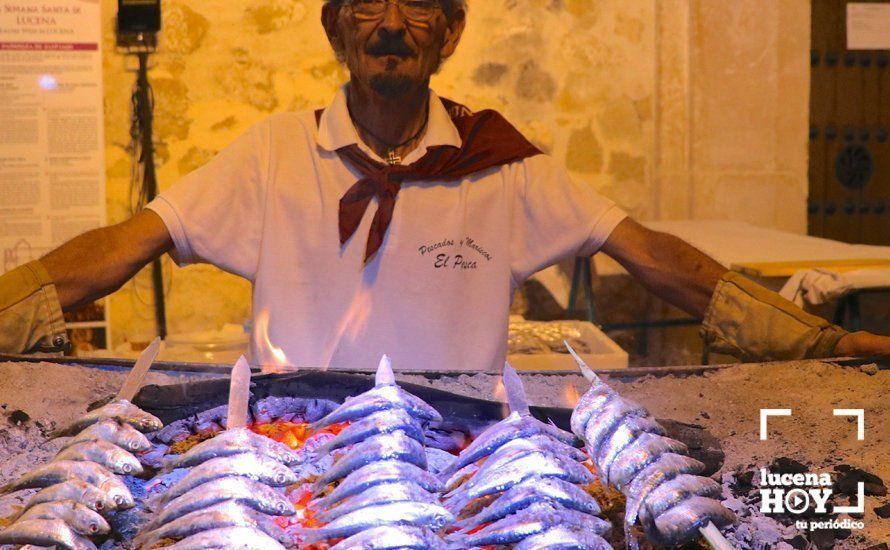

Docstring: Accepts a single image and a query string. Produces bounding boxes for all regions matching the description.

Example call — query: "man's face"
[323,1,465,99]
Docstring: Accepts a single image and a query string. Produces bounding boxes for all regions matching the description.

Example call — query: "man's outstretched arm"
[600,218,890,359]
[40,210,173,310]
[599,218,728,318]
[0,210,172,353]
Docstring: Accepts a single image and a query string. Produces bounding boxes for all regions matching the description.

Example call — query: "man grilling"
[1,0,888,369]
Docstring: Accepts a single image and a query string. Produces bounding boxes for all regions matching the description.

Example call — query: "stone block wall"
[655,0,810,233]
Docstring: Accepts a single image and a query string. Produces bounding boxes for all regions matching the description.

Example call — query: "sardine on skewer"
[567,344,736,548]
[440,365,578,481]
[311,431,428,494]
[606,433,688,490]
[0,518,97,550]
[146,476,296,529]
[513,524,614,550]
[443,432,586,491]
[438,411,578,479]
[299,501,454,545]
[443,447,595,516]
[18,500,110,536]
[452,477,601,531]
[328,525,448,550]
[444,440,589,501]
[317,408,426,455]
[643,495,738,547]
[154,453,298,507]
[21,479,115,515]
[437,363,610,550]
[0,460,134,509]
[47,399,162,438]
[303,355,451,548]
[53,439,144,475]
[593,416,664,484]
[309,460,443,511]
[581,398,648,458]
[314,481,439,523]
[451,501,611,548]
[623,453,708,527]
[312,356,442,429]
[161,526,286,550]
[638,474,723,523]
[58,418,152,453]
[162,427,302,470]
[445,452,594,512]
[134,501,291,549]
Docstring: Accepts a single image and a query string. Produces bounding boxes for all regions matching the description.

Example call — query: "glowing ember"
[251,421,346,450]
[249,420,350,547]
[255,310,291,373]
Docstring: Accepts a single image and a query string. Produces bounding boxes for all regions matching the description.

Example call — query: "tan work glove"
[0,261,69,354]
[701,271,847,362]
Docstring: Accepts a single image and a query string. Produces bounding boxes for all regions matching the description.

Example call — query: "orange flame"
[319,285,373,371]
[493,378,509,417]
[255,310,291,373]
[493,379,506,401]
[563,383,581,408]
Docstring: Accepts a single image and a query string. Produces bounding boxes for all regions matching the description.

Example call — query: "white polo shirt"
[148,86,627,372]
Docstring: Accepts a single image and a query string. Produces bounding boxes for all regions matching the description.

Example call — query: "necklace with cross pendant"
[386,150,402,165]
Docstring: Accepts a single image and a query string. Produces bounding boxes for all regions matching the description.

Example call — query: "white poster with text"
[0,0,109,351]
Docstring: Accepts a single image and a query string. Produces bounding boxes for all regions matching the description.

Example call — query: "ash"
[0,362,209,528]
[719,468,808,549]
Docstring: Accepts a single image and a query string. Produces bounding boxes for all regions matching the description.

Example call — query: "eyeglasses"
[347,0,442,23]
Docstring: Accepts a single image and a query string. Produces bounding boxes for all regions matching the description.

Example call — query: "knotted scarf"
[317,98,542,262]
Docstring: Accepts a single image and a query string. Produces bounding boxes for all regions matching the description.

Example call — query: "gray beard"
[369,74,414,99]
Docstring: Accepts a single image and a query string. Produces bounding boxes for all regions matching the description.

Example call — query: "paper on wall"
[847,3,890,50]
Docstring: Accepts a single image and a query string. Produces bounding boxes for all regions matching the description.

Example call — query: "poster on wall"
[847,3,890,50]
[0,0,109,354]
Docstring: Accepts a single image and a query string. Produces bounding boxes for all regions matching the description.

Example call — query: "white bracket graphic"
[760,409,792,440]
[833,409,865,440]
[834,482,866,514]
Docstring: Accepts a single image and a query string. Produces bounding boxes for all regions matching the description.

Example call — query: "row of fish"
[567,346,736,547]
[0,399,163,550]
[134,357,305,549]
[439,365,613,549]
[299,356,454,549]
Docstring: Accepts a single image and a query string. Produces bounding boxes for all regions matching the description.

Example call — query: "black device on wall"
[117,0,161,50]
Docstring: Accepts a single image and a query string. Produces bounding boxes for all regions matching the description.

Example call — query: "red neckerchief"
[316,98,542,262]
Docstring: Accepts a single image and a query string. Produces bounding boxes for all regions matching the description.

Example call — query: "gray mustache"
[366,38,416,58]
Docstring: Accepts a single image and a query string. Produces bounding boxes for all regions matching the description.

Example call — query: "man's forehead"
[325,0,467,19]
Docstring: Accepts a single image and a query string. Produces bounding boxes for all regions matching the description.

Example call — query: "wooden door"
[809,0,890,244]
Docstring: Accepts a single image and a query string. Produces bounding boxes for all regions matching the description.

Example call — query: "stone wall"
[98,0,810,347]
[655,0,810,232]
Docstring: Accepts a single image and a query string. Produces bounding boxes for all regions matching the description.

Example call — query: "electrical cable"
[127,63,155,215]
